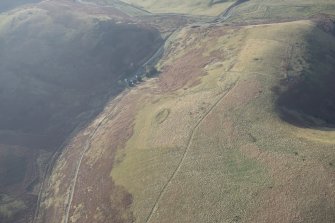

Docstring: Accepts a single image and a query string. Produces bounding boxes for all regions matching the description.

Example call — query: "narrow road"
[214,0,249,23]
[63,112,110,223]
[32,125,80,223]
[145,81,239,223]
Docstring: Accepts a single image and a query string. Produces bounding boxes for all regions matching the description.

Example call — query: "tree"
[145,66,158,78]
[136,75,143,82]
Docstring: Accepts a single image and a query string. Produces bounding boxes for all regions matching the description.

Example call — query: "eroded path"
[145,81,239,223]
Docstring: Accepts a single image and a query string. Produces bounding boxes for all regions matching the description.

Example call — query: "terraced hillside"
[1,0,335,222]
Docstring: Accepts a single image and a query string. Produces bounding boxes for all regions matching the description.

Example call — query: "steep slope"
[0,1,162,222]
[110,20,335,223]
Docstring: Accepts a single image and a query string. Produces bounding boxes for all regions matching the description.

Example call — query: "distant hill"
[90,0,236,15]
[0,0,42,13]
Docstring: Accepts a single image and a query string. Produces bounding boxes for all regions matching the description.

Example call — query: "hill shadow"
[274,17,335,129]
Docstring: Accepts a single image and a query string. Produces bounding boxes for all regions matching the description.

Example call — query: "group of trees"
[124,66,159,87]
[145,66,159,78]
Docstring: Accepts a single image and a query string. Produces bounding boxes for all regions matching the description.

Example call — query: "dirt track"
[145,81,239,222]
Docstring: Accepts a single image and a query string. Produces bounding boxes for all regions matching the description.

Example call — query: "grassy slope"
[111,19,335,223]
[92,0,235,16]
[227,0,335,23]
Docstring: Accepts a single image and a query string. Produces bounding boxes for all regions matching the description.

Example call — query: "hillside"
[0,0,42,12]
[112,20,335,223]
[86,0,236,16]
[0,1,162,222]
[35,0,335,222]
[0,0,335,223]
